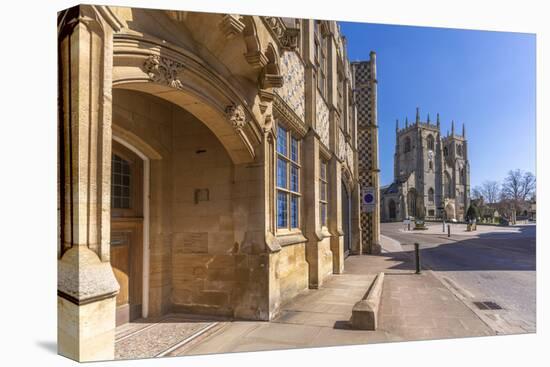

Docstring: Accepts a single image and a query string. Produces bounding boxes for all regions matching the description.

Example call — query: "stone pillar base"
[58,246,119,362]
[58,296,116,362]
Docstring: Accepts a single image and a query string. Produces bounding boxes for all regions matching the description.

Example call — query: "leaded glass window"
[319,160,328,227]
[111,154,131,209]
[276,124,301,230]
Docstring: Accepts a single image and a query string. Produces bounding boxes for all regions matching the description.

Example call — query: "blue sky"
[339,22,536,188]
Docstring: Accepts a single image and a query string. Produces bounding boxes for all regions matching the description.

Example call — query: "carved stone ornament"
[263,17,286,38]
[280,28,300,50]
[262,17,300,51]
[225,104,247,131]
[143,55,184,89]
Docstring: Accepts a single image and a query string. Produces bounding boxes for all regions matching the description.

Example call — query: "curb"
[350,272,385,330]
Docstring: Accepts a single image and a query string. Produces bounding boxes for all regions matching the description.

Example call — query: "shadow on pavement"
[382,224,535,272]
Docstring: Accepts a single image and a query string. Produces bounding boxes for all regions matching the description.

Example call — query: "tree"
[480,180,500,204]
[501,169,536,202]
[472,186,483,201]
[501,169,536,214]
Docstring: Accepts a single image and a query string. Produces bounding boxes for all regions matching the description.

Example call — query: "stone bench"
[350,272,385,330]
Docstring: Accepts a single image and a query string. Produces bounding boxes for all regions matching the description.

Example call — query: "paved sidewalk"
[172,251,494,356]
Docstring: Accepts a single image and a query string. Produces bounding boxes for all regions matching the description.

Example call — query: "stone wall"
[113,88,270,320]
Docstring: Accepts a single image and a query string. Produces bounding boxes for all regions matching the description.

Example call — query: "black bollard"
[447,224,451,237]
[414,243,421,274]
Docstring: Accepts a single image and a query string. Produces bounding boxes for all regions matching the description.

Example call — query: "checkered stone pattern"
[354,60,379,253]
[276,51,305,121]
[316,90,330,148]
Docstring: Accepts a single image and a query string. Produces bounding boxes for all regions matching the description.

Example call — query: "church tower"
[441,121,470,219]
[382,108,470,221]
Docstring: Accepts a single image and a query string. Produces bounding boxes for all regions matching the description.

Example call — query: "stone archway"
[112,33,264,165]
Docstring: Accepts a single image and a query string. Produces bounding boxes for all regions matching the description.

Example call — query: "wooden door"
[111,141,144,326]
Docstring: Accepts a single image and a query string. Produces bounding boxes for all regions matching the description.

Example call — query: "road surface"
[381,222,536,334]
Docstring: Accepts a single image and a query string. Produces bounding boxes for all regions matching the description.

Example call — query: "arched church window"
[460,168,465,184]
[444,146,448,156]
[457,144,463,156]
[404,136,411,153]
[428,188,434,203]
[429,160,433,170]
[427,134,434,150]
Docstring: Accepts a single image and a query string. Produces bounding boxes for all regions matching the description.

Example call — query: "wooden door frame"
[113,135,150,319]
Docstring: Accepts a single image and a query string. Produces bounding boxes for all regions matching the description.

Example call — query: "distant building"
[380,108,470,221]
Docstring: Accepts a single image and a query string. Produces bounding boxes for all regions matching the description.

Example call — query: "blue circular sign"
[364,193,374,204]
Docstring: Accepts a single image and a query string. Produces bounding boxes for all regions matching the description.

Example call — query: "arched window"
[457,144,463,156]
[460,168,465,185]
[427,134,434,150]
[404,136,411,153]
[444,146,448,156]
[429,160,433,170]
[428,188,434,203]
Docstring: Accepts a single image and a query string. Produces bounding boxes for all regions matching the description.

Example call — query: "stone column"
[328,157,344,273]
[57,5,122,362]
[303,130,324,288]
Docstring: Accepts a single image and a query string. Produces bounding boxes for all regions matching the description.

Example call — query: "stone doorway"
[111,140,145,326]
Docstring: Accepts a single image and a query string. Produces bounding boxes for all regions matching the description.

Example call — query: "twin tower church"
[380,108,470,222]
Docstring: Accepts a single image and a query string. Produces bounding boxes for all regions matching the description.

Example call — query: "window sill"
[275,231,308,247]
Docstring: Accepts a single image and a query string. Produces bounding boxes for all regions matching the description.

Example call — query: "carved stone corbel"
[259,68,284,89]
[258,89,274,113]
[225,104,247,131]
[143,55,184,89]
[219,14,246,40]
[244,51,269,69]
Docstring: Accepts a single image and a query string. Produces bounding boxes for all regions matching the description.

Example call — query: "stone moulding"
[219,14,246,39]
[273,95,307,137]
[143,55,184,89]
